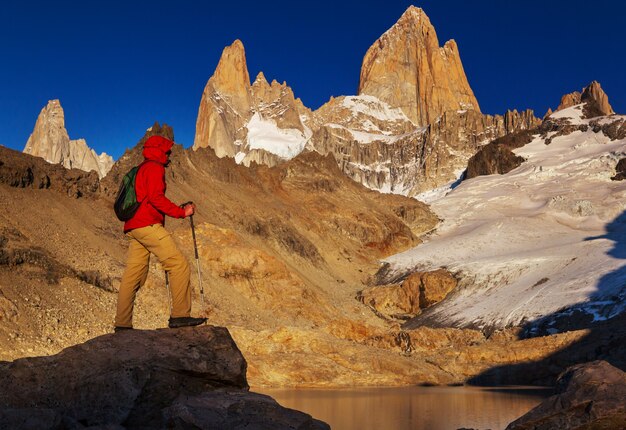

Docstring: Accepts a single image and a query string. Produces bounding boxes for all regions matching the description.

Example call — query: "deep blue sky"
[1,1,624,160]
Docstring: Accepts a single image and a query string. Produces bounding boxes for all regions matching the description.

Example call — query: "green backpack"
[113,162,147,221]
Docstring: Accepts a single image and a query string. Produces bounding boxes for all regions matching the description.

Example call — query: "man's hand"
[183,203,195,217]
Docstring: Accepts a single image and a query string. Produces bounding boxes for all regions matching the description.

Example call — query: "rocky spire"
[358,6,480,126]
[193,40,308,164]
[581,81,613,116]
[555,81,614,118]
[209,39,251,115]
[23,100,113,178]
[193,40,252,155]
[23,100,70,164]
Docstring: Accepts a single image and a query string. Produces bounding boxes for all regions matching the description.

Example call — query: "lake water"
[256,386,550,430]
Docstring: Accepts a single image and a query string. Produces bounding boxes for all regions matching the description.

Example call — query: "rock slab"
[506,360,626,430]
[0,326,329,429]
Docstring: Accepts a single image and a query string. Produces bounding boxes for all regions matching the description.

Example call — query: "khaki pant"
[115,224,191,327]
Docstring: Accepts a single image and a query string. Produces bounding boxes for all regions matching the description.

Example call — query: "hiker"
[114,135,206,331]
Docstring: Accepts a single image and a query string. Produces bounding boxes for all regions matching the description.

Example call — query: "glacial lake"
[256,386,550,430]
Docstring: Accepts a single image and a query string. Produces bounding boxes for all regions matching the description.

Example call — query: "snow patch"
[342,95,412,123]
[549,104,586,123]
[245,112,309,160]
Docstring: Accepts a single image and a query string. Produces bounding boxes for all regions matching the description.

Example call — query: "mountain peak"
[23,100,113,178]
[581,81,613,116]
[398,5,425,23]
[358,6,479,126]
[210,39,251,109]
[253,71,268,86]
[554,81,614,118]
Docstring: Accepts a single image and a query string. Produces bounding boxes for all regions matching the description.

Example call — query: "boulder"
[0,326,329,429]
[357,269,457,319]
[506,361,626,430]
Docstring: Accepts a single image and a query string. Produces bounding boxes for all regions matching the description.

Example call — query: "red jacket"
[123,136,185,232]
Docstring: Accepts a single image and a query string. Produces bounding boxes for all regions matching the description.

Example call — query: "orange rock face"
[555,81,614,117]
[358,6,480,126]
[357,269,457,319]
[193,40,308,165]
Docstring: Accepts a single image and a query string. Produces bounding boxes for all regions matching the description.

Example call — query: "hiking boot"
[114,326,133,333]
[168,316,207,328]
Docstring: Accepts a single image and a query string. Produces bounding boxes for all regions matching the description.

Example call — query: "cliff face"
[358,6,480,126]
[23,100,113,178]
[311,102,539,196]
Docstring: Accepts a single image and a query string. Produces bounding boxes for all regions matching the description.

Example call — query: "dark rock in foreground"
[506,361,626,430]
[0,326,329,429]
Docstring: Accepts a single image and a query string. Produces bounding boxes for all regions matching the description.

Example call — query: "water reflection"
[256,386,549,430]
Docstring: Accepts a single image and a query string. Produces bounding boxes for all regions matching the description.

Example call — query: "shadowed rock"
[465,129,534,179]
[0,326,329,429]
[506,361,626,430]
[612,157,626,181]
[0,145,100,198]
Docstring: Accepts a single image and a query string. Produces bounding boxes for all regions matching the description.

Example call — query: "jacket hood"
[142,135,174,165]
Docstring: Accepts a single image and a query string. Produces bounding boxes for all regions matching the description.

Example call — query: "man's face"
[165,149,172,167]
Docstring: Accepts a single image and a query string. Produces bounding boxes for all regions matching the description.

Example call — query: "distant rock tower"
[23,100,113,178]
[193,40,310,166]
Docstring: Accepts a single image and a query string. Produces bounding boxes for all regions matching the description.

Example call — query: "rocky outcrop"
[506,361,626,430]
[0,144,100,198]
[23,100,113,178]
[358,6,479,126]
[554,81,614,119]
[465,129,535,179]
[312,106,540,196]
[612,158,626,181]
[581,81,614,117]
[467,82,618,180]
[0,326,329,429]
[193,40,309,166]
[357,269,457,319]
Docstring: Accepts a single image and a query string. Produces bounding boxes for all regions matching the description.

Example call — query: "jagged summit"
[210,39,251,115]
[192,11,538,197]
[358,5,480,126]
[554,80,614,119]
[393,5,426,28]
[23,100,113,178]
[193,39,309,165]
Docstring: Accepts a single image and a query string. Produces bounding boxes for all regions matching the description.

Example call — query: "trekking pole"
[185,203,205,309]
[181,201,205,310]
[164,271,172,315]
